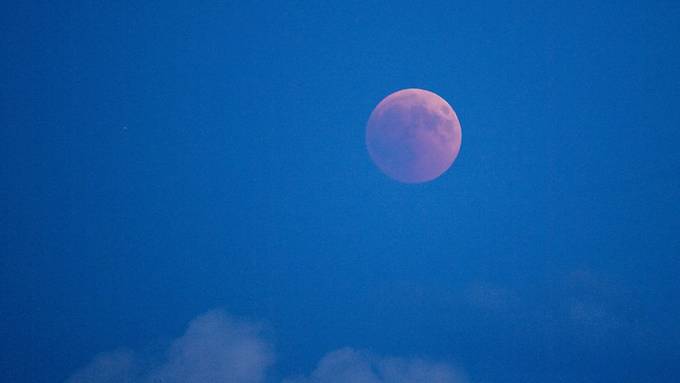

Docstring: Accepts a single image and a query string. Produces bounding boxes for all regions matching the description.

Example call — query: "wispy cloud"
[66,311,466,383]
[564,269,625,337]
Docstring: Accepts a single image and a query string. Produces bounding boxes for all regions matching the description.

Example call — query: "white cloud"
[67,311,466,383]
[145,310,273,383]
[284,348,467,383]
[66,310,273,383]
[563,269,625,336]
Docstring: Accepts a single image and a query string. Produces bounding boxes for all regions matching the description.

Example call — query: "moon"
[365,88,462,183]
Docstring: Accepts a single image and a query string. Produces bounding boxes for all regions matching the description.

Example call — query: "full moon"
[365,88,462,183]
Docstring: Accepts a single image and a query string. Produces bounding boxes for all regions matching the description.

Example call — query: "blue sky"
[2,1,680,382]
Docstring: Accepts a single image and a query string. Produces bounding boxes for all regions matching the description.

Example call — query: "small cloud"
[284,348,467,383]
[66,310,274,383]
[563,269,627,339]
[145,311,273,383]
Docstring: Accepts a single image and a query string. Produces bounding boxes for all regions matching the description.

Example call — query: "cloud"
[563,269,625,335]
[67,311,466,383]
[67,310,274,383]
[283,348,467,383]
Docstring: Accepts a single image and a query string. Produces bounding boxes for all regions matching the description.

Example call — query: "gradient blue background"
[2,1,680,382]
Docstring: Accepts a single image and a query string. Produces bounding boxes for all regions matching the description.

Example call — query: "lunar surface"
[366,88,462,183]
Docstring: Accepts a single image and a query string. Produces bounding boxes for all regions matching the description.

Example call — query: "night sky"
[2,1,680,382]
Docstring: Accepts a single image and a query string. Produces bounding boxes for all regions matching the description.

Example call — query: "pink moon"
[365,88,462,183]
